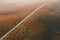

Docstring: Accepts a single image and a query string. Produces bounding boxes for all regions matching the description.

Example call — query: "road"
[1,0,60,40]
[0,0,48,38]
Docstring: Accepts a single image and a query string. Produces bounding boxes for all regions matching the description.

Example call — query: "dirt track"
[0,0,45,38]
[2,0,60,40]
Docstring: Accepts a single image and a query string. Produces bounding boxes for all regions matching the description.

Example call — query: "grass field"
[0,0,44,37]
[0,0,60,40]
[3,0,60,40]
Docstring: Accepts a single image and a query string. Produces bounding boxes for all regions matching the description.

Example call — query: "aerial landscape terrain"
[0,0,60,40]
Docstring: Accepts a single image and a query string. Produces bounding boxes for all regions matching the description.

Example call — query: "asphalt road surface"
[1,0,60,40]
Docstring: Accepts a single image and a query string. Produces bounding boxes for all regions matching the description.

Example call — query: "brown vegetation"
[1,0,60,40]
[0,1,42,37]
[3,1,60,40]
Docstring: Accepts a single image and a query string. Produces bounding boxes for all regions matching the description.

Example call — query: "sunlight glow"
[0,0,36,8]
[0,0,39,4]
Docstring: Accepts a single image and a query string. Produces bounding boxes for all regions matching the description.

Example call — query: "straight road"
[1,0,59,40]
[0,0,47,38]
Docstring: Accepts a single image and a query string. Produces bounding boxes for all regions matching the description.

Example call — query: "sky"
[0,0,42,7]
[0,0,45,14]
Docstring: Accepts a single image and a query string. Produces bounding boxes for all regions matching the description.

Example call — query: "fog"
[0,0,44,8]
[0,0,45,15]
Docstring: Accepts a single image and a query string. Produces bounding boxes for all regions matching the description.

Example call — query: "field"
[0,0,60,40]
[2,0,60,40]
[0,0,44,37]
